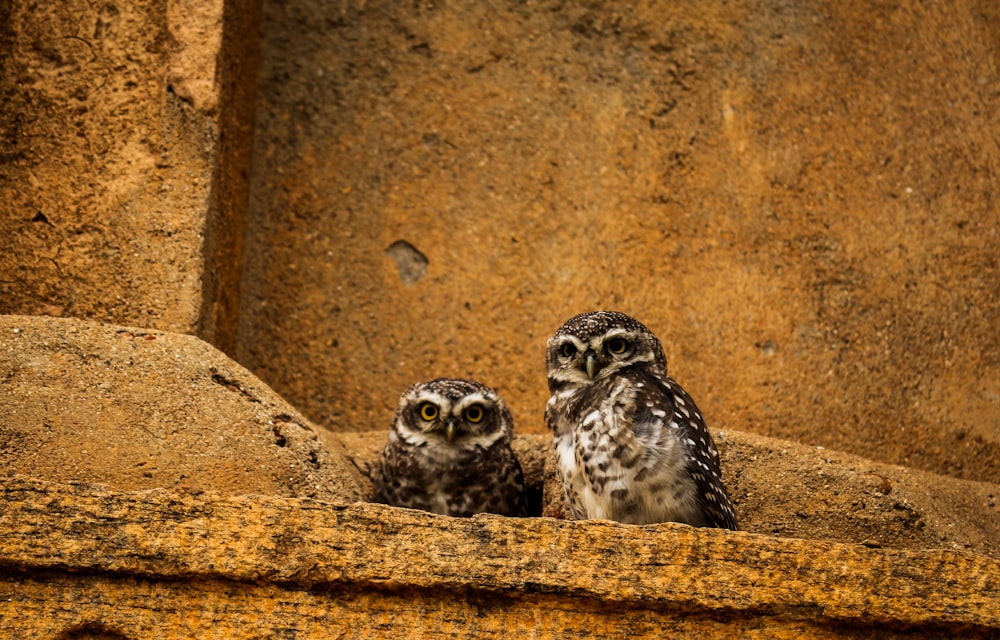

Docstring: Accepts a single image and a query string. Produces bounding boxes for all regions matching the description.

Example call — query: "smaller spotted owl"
[545,311,738,529]
[372,378,527,517]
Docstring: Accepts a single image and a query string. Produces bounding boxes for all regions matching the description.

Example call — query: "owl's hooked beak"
[585,351,599,379]
[445,417,458,442]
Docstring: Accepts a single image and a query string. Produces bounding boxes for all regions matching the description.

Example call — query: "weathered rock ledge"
[1,476,998,638]
[0,314,363,501]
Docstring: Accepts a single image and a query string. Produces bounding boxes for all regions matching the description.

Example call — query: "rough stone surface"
[340,429,1000,559]
[0,0,260,343]
[2,477,998,638]
[199,0,263,353]
[0,314,363,501]
[718,431,1000,556]
[239,0,1000,487]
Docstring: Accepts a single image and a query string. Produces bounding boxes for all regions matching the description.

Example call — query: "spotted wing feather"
[657,376,739,530]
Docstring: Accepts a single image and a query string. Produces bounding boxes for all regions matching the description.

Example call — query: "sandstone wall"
[2,0,996,486]
[239,0,1000,485]
[0,0,260,345]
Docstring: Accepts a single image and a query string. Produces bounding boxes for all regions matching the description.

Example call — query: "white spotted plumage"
[544,311,738,529]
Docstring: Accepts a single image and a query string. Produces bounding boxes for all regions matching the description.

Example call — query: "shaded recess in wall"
[386,240,429,285]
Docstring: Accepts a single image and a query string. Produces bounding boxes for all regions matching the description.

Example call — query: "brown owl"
[545,311,738,529]
[373,378,527,517]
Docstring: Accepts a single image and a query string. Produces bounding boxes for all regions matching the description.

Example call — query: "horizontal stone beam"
[1,477,997,638]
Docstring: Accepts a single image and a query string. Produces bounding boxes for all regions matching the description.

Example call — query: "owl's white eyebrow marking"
[553,335,588,349]
[452,392,500,417]
[601,328,637,340]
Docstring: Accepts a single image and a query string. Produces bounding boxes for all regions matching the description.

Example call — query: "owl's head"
[546,311,667,391]
[392,378,514,450]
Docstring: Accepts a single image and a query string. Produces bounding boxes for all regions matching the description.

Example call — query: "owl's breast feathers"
[547,368,727,526]
[545,366,671,437]
[375,434,525,517]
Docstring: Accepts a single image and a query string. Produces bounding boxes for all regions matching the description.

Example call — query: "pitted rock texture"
[239,0,1000,487]
[0,0,260,351]
[0,315,363,501]
[1,477,998,638]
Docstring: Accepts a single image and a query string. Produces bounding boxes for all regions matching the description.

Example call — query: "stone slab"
[1,477,997,638]
[0,314,363,501]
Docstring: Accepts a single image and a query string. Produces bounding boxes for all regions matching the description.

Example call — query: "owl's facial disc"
[394,379,512,454]
[551,329,643,384]
[403,390,500,448]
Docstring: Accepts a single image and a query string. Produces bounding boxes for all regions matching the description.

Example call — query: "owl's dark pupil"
[419,403,438,420]
[465,405,483,422]
[559,343,577,358]
[607,337,628,354]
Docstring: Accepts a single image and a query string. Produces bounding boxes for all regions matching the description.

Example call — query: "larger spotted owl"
[544,311,738,529]
[372,378,527,517]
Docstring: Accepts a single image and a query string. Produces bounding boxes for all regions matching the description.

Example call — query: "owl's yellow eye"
[607,337,629,354]
[464,404,484,423]
[559,343,577,358]
[418,402,439,421]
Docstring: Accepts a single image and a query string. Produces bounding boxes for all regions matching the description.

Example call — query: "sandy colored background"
[1,0,997,485]
[238,1,1000,486]
[2,0,999,493]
